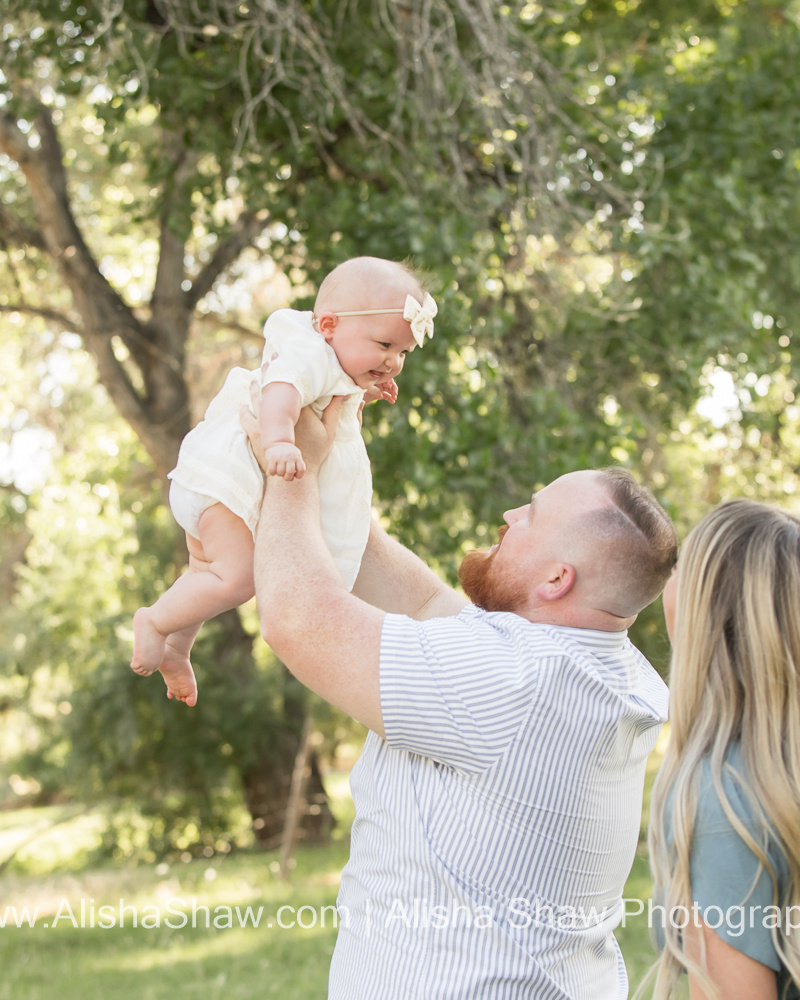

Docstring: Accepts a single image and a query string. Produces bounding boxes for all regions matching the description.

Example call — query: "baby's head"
[313,257,436,391]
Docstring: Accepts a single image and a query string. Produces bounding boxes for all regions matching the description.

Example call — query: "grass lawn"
[0,846,347,1000]
[0,768,664,998]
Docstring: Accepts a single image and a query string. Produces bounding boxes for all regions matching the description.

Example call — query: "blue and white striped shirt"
[328,605,668,999]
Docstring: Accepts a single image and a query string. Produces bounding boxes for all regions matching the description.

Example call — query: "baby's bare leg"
[157,623,202,707]
[131,504,255,701]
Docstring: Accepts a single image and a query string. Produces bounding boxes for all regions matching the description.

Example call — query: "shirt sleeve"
[259,309,359,407]
[689,758,786,972]
[379,608,542,773]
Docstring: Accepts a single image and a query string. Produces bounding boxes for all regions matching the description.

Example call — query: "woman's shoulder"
[684,742,791,975]
[695,744,769,837]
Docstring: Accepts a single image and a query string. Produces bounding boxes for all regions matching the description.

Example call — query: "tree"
[0,8,312,844]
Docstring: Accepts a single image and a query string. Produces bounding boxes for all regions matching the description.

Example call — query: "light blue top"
[328,606,669,1000]
[662,744,798,998]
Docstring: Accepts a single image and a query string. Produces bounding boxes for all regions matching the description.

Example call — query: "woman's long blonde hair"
[648,499,800,999]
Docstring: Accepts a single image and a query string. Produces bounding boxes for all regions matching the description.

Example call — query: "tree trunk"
[242,743,335,849]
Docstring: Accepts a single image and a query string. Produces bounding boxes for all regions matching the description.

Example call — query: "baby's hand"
[264,442,305,480]
[363,379,399,405]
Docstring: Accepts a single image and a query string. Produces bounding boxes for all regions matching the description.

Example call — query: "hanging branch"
[85,0,632,232]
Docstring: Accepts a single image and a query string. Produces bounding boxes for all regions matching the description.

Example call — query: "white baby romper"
[167,309,372,590]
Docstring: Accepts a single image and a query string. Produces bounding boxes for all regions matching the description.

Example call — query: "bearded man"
[244,399,677,1000]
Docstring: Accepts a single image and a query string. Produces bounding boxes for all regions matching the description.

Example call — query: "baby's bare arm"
[258,382,305,480]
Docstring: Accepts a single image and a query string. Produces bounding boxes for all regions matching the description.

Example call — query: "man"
[246,399,677,1000]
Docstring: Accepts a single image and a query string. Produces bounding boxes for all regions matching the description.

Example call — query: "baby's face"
[322,312,418,390]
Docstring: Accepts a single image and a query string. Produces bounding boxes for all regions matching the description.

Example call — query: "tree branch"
[0,100,190,477]
[0,107,139,326]
[193,313,264,344]
[150,134,194,342]
[147,0,633,228]
[187,208,269,310]
[1,105,149,401]
[0,302,82,331]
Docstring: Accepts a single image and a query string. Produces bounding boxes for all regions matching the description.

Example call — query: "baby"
[130,256,436,706]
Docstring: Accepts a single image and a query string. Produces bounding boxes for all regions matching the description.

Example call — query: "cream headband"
[333,292,437,347]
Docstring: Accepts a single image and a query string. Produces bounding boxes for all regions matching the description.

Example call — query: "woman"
[649,499,800,999]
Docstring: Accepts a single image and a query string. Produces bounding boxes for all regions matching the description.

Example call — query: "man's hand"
[264,442,305,480]
[294,397,345,474]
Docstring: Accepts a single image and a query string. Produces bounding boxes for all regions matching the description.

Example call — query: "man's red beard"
[458,526,526,614]
[458,547,501,610]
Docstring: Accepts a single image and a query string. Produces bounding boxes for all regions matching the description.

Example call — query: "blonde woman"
[648,499,800,999]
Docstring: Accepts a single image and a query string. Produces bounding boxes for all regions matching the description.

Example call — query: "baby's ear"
[316,312,337,341]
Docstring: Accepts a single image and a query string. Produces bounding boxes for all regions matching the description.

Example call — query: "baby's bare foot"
[131,607,168,675]
[159,641,198,707]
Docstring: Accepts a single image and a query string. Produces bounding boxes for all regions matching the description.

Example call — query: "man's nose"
[503,505,528,525]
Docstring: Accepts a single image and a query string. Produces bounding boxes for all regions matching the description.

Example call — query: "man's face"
[458,472,609,615]
[458,500,544,614]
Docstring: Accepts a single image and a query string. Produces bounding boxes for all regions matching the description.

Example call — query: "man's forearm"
[255,469,387,735]
[256,472,341,633]
[352,519,468,620]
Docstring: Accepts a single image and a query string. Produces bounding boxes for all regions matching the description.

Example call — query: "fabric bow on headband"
[402,293,438,346]
[332,292,438,347]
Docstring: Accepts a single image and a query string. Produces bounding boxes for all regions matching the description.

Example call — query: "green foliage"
[607,2,800,410]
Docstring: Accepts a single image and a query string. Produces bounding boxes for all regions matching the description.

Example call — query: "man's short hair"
[593,467,678,616]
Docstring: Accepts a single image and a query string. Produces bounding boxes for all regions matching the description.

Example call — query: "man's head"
[458,468,677,630]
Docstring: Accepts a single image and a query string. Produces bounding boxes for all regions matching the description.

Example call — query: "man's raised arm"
[352,519,468,620]
[243,397,467,737]
[251,400,388,734]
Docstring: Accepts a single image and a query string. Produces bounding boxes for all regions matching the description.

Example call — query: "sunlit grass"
[0,803,108,875]
[0,838,347,1000]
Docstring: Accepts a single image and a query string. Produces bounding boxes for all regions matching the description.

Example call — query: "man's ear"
[316,312,337,341]
[535,564,576,602]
